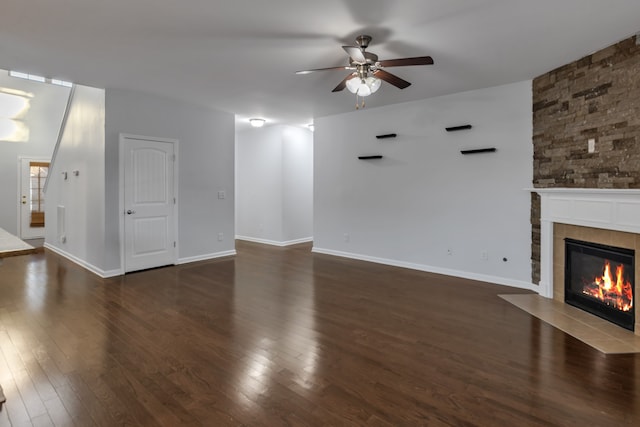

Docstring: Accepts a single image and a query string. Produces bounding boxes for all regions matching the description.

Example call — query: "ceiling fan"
[296,35,434,106]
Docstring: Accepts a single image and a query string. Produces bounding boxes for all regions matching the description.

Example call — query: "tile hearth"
[500,294,640,354]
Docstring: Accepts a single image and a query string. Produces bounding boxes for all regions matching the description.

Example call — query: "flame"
[585,261,633,312]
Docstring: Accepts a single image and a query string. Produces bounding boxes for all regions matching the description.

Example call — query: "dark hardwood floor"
[0,241,638,426]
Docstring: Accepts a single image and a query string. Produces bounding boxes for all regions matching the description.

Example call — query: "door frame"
[118,133,179,273]
[17,156,51,239]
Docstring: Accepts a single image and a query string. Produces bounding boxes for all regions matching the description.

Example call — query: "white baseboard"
[46,244,237,275]
[44,243,123,278]
[177,250,237,265]
[311,246,537,292]
[235,235,313,247]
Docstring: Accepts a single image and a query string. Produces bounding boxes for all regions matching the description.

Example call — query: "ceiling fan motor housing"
[356,35,372,49]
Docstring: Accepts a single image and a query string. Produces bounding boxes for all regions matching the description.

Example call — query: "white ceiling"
[1,0,639,130]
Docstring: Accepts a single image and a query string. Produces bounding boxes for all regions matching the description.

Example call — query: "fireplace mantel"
[530,188,640,298]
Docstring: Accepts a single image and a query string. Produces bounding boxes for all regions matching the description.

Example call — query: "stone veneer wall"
[531,35,640,283]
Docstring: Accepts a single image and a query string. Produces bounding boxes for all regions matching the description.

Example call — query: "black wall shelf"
[446,125,472,132]
[460,148,496,155]
[376,133,397,139]
[358,155,383,160]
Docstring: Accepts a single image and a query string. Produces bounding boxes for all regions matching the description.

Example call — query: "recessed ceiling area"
[1,0,639,128]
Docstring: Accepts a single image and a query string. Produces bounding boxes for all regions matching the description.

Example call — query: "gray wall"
[236,125,313,245]
[44,85,106,273]
[282,126,313,242]
[314,81,534,289]
[105,89,236,271]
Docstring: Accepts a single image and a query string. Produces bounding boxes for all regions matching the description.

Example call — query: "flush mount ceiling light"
[249,118,266,128]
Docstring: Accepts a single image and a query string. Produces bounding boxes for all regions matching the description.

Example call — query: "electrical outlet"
[481,250,488,260]
[588,138,595,153]
[217,232,224,241]
[218,190,226,199]
[343,233,350,242]
[447,248,453,256]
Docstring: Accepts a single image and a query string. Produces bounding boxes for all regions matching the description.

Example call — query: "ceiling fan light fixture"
[346,76,380,97]
[356,82,372,97]
[345,77,361,93]
[296,35,432,109]
[249,118,266,128]
[366,76,381,94]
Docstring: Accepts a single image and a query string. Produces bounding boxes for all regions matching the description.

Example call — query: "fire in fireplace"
[565,238,635,331]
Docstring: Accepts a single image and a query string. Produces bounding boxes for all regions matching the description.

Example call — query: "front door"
[122,135,176,272]
[19,158,49,239]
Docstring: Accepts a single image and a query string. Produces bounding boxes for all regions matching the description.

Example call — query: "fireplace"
[533,188,640,335]
[565,238,635,331]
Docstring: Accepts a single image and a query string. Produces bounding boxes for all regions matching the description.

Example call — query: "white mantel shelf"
[528,188,640,298]
[529,188,640,195]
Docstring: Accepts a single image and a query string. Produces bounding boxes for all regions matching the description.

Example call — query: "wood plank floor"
[0,241,639,426]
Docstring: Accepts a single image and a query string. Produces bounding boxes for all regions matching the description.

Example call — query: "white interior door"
[19,158,49,239]
[122,136,176,272]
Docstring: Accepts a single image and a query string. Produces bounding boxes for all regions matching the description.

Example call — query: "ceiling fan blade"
[332,74,357,92]
[378,56,434,67]
[374,69,411,89]
[296,66,352,75]
[342,46,366,63]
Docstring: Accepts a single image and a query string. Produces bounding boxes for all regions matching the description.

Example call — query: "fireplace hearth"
[565,238,635,331]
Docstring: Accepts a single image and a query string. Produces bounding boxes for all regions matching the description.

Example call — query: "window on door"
[29,162,48,227]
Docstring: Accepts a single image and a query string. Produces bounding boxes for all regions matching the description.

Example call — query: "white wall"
[0,72,70,235]
[44,85,106,273]
[236,126,284,242]
[282,126,313,242]
[236,125,313,245]
[313,81,534,289]
[104,89,236,271]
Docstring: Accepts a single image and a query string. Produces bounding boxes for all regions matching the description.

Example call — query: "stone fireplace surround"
[534,188,640,335]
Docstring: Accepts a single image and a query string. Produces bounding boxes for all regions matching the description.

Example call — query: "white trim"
[311,246,537,291]
[235,235,313,247]
[45,243,123,278]
[530,188,640,234]
[177,250,237,265]
[119,133,179,273]
[527,188,640,195]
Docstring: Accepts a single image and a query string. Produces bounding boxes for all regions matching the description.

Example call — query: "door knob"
[126,210,136,215]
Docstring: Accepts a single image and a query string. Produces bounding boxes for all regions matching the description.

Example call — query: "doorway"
[19,158,49,239]
[119,134,178,273]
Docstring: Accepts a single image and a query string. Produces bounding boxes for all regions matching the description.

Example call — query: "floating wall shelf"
[376,133,397,139]
[446,125,472,132]
[460,148,496,155]
[358,155,383,160]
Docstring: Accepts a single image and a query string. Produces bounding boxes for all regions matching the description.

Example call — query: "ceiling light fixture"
[346,75,381,97]
[249,118,265,128]
[346,74,381,109]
